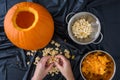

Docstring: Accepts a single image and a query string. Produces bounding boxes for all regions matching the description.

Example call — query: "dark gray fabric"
[0,0,120,80]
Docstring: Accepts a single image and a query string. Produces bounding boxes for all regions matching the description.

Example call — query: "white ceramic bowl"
[67,12,103,45]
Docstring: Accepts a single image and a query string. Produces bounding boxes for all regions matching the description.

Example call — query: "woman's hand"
[32,56,53,80]
[55,55,75,80]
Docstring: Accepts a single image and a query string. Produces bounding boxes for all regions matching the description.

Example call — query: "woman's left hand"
[32,56,53,80]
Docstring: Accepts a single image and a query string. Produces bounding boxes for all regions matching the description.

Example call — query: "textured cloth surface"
[0,0,120,80]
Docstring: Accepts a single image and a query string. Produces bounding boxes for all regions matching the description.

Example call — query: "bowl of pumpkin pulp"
[80,50,116,80]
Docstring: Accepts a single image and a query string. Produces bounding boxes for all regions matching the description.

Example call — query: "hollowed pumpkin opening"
[16,11,35,29]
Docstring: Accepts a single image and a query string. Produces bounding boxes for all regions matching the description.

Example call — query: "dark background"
[0,0,120,80]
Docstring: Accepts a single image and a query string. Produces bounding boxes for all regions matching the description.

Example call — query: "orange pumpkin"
[4,2,54,50]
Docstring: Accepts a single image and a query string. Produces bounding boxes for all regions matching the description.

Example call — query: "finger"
[40,56,51,64]
[54,62,62,71]
[41,56,50,62]
[55,55,67,62]
[46,63,54,72]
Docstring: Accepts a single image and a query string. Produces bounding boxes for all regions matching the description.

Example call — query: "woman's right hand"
[55,55,75,80]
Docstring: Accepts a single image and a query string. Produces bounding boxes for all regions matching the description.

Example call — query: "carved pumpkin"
[4,2,54,50]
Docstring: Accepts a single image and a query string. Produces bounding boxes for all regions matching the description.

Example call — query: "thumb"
[55,62,62,71]
[46,63,53,72]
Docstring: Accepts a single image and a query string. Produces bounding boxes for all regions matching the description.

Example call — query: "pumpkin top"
[12,3,39,31]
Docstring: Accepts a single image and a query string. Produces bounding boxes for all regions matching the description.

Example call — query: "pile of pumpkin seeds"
[26,40,75,76]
